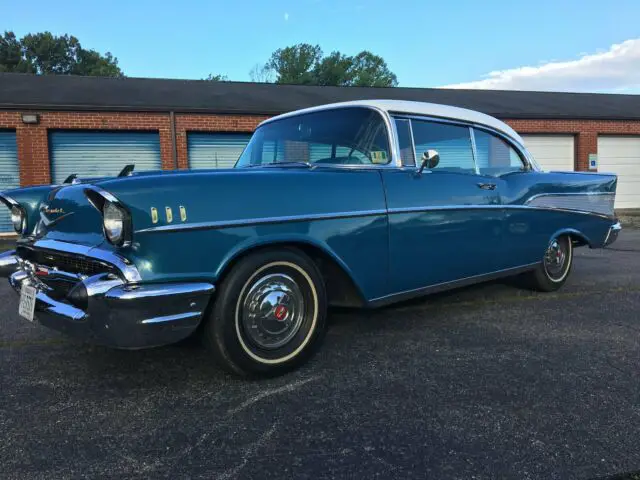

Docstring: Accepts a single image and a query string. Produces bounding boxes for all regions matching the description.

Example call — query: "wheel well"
[218,242,366,308]
[565,232,589,247]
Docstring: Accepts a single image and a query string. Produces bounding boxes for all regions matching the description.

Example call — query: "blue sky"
[3,0,640,92]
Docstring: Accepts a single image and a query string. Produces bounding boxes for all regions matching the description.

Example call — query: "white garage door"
[521,135,575,172]
[598,136,640,209]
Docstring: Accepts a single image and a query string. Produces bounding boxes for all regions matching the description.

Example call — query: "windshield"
[235,107,391,167]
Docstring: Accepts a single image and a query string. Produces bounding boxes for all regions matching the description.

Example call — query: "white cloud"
[442,38,640,92]
[284,12,289,21]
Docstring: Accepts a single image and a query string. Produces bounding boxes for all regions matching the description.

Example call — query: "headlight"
[103,202,125,245]
[10,206,25,234]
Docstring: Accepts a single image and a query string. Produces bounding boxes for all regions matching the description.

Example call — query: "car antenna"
[118,164,135,177]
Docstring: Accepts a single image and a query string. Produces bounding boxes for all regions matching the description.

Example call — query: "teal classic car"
[0,100,621,376]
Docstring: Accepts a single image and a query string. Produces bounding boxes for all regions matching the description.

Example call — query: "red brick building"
[1,73,639,212]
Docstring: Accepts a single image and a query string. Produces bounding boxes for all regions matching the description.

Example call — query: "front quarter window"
[235,107,390,167]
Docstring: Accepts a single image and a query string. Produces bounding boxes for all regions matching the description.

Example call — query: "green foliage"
[204,73,229,81]
[313,51,354,86]
[263,43,398,87]
[0,31,122,76]
[267,44,323,85]
[348,51,398,87]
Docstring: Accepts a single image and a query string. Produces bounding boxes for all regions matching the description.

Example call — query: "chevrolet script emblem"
[43,207,65,215]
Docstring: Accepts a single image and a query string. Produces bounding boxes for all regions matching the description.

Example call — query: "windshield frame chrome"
[235,105,402,169]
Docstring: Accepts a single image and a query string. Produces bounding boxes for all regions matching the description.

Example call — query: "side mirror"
[418,149,439,174]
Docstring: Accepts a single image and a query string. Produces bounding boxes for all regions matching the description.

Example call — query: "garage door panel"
[598,136,640,209]
[600,165,640,175]
[598,138,640,157]
[521,135,574,172]
[0,131,19,232]
[188,133,251,169]
[50,131,162,184]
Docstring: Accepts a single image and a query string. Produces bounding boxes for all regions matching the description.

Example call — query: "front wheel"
[524,235,573,292]
[202,248,327,377]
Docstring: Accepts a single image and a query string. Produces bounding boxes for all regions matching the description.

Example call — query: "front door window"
[410,120,475,173]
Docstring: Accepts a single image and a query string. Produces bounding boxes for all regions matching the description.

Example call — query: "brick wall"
[0,111,173,185]
[505,119,640,171]
[2,109,640,186]
[174,114,268,169]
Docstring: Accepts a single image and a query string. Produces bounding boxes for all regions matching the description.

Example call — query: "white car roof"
[260,99,524,146]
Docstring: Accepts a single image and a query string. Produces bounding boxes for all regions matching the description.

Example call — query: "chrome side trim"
[106,282,215,301]
[136,209,388,234]
[387,204,614,220]
[369,262,540,307]
[137,202,614,235]
[525,192,615,217]
[20,238,142,283]
[525,191,615,200]
[140,311,202,325]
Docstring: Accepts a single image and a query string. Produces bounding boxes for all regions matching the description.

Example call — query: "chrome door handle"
[477,183,497,190]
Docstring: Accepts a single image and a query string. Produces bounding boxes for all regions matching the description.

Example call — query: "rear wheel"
[524,235,573,292]
[202,248,327,377]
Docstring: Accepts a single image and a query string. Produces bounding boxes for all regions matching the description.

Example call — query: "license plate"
[18,285,37,322]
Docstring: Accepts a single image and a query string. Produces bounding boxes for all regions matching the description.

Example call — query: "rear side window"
[474,129,526,176]
[410,120,475,173]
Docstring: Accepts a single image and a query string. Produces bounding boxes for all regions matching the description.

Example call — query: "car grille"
[16,246,114,276]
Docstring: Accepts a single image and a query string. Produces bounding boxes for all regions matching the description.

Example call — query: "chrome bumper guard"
[604,221,622,247]
[1,248,214,349]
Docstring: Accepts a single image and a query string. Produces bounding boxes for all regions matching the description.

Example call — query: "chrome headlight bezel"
[10,205,26,234]
[85,186,133,248]
[102,202,126,246]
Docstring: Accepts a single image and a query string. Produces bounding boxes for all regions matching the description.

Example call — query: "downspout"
[169,111,178,169]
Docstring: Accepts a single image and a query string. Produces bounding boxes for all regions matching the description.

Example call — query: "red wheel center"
[274,305,288,321]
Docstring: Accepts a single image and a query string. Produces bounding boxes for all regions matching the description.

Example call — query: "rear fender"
[547,227,592,250]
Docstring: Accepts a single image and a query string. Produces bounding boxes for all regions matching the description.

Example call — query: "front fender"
[0,185,57,235]
[215,232,365,295]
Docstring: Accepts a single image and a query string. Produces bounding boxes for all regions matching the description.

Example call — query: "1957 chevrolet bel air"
[0,100,621,376]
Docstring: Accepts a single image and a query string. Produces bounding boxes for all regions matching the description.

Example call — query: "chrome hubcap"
[241,273,305,349]
[544,239,567,279]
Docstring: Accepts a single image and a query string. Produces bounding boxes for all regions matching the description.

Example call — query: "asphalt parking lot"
[0,232,639,480]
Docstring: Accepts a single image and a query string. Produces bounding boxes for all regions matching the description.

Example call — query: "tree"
[249,63,274,83]
[205,73,228,81]
[265,43,398,87]
[0,31,122,76]
[267,43,323,85]
[312,51,353,86]
[348,51,398,87]
[0,32,30,73]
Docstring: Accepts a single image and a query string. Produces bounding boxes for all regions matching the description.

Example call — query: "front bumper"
[0,248,214,349]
